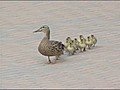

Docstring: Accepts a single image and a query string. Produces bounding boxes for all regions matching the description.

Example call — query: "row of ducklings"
[64,35,97,55]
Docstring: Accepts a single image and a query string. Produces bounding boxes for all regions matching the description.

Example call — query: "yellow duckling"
[64,37,74,53]
[79,38,86,52]
[64,38,69,48]
[67,42,76,55]
[91,35,97,47]
[66,37,72,44]
[86,36,93,49]
[64,38,70,53]
[74,38,79,50]
[71,40,77,52]
[79,35,86,43]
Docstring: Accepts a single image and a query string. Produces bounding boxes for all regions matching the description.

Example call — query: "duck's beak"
[33,29,41,33]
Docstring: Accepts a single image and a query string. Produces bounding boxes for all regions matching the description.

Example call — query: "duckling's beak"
[33,29,41,33]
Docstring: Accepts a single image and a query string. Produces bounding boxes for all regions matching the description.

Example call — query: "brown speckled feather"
[38,36,64,56]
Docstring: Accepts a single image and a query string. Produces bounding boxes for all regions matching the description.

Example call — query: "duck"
[86,36,93,49]
[91,35,97,47]
[79,38,86,52]
[33,25,64,64]
[67,42,76,55]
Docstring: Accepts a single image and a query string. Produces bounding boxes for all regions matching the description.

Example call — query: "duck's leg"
[48,56,51,64]
[51,56,58,64]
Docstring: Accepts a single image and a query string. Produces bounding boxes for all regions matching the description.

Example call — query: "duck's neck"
[45,30,50,40]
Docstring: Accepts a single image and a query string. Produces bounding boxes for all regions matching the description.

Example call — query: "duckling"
[71,40,77,53]
[66,37,72,44]
[64,38,70,52]
[91,35,97,47]
[79,38,86,52]
[86,36,93,49]
[67,42,76,55]
[74,38,79,50]
[79,35,86,43]
[64,38,70,48]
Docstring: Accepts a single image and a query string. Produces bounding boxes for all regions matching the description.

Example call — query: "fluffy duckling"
[66,37,72,44]
[79,35,86,43]
[79,38,86,52]
[67,42,76,55]
[74,38,79,50]
[64,38,70,48]
[71,40,77,52]
[86,36,93,49]
[91,35,97,47]
[64,38,70,52]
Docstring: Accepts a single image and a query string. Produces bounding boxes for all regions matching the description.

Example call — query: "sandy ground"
[0,1,120,89]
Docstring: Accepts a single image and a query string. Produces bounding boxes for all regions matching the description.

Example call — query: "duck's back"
[38,37,64,56]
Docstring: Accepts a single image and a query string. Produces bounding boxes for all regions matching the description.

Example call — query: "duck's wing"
[49,40,64,51]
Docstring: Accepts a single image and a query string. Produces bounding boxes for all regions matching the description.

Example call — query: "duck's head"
[74,38,77,41]
[69,42,72,46]
[71,40,74,43]
[91,35,94,38]
[79,35,83,39]
[87,36,90,40]
[33,25,50,34]
[66,37,71,40]
[66,38,69,43]
[33,25,50,39]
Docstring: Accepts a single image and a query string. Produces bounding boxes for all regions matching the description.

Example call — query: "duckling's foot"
[76,48,79,50]
[80,49,82,52]
[83,48,86,51]
[88,46,90,49]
